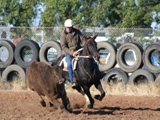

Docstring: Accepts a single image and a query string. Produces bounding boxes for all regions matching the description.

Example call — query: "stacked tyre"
[1,39,160,86]
[0,39,62,84]
[98,41,159,85]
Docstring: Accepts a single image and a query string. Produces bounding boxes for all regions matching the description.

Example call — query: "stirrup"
[72,83,76,87]
[71,83,78,89]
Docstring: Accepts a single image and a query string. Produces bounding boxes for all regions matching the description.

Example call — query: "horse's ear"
[87,35,97,40]
[92,35,97,40]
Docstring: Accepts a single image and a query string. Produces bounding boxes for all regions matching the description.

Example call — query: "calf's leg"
[48,95,70,113]
[58,84,72,112]
[37,93,46,107]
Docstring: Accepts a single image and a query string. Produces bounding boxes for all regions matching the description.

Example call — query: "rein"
[85,35,97,56]
[85,38,93,56]
[75,48,90,59]
[73,36,97,79]
[73,48,95,79]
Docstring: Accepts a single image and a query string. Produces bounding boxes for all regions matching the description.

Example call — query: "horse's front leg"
[72,85,85,95]
[82,86,94,109]
[72,85,90,103]
[94,80,105,101]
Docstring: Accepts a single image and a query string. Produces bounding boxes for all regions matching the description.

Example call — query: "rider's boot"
[72,77,77,88]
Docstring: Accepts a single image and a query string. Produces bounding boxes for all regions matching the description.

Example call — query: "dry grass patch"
[0,78,27,90]
[101,81,160,96]
[1,78,160,97]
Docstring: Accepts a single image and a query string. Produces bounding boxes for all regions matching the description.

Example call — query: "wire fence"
[0,27,160,47]
[1,27,160,82]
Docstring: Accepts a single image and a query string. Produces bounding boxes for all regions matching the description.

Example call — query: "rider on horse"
[60,19,104,88]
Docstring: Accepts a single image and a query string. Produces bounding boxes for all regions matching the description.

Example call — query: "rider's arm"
[60,33,74,56]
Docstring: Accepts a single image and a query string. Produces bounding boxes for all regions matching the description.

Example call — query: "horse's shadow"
[72,106,160,115]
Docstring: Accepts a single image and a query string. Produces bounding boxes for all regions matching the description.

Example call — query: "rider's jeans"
[66,54,73,83]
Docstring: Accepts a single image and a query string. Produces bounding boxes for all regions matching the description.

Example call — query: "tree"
[116,0,160,28]
[41,0,81,27]
[41,0,111,27]
[0,0,159,28]
[0,0,40,27]
[151,0,160,25]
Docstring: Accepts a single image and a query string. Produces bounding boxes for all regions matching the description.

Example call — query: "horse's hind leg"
[72,85,85,95]
[94,81,105,101]
[73,85,90,102]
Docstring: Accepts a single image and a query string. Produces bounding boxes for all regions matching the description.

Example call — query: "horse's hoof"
[71,83,78,89]
[94,93,105,101]
[87,104,93,109]
[94,95,100,100]
[99,92,105,101]
[40,100,46,107]
[63,108,72,113]
[66,107,72,113]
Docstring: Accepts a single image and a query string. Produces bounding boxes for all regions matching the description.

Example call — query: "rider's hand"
[72,51,77,57]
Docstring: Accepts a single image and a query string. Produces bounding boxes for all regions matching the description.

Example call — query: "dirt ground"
[1,83,160,120]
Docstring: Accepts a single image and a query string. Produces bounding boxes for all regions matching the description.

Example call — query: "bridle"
[85,35,97,57]
[85,38,93,57]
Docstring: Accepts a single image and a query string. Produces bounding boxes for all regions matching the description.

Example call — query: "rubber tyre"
[39,41,62,65]
[154,74,160,85]
[128,69,155,84]
[2,64,26,82]
[97,41,117,71]
[0,68,3,78]
[0,40,15,68]
[103,68,128,85]
[116,42,143,73]
[143,43,160,73]
[14,40,40,68]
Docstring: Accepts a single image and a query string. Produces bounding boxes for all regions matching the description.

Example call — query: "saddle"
[58,48,90,71]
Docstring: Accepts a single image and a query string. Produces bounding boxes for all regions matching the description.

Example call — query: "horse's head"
[85,35,100,62]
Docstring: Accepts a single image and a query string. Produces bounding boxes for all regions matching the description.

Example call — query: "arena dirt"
[1,82,160,120]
